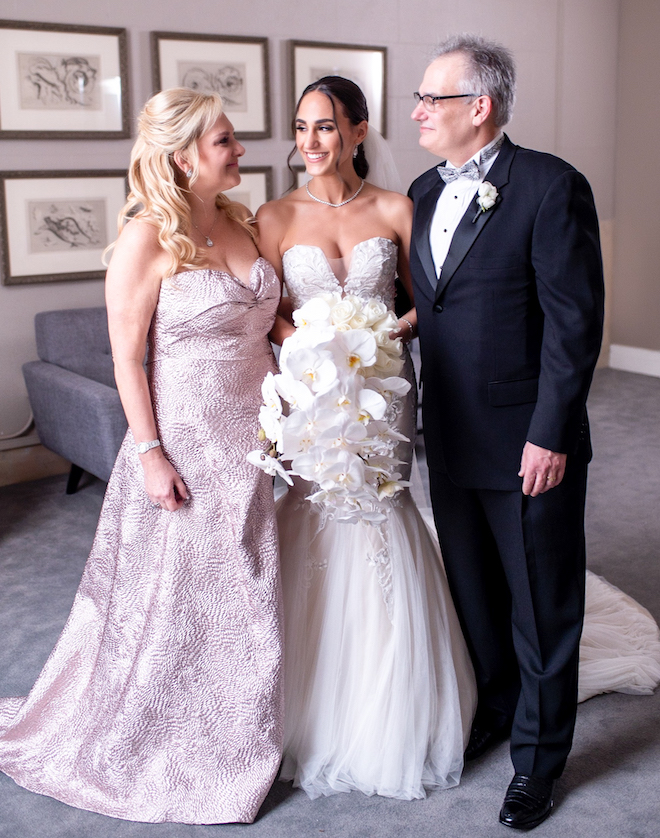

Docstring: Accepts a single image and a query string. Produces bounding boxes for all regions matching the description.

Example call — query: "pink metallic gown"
[0,260,283,824]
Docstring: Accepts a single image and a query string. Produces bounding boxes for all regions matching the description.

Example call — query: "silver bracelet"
[399,317,414,337]
[136,439,161,455]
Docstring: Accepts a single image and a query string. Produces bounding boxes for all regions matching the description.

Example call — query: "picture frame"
[0,170,127,285]
[151,31,270,140]
[293,165,311,190]
[289,40,387,137]
[0,19,129,139]
[224,166,273,214]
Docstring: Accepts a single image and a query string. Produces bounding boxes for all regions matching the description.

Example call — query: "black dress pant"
[429,462,588,779]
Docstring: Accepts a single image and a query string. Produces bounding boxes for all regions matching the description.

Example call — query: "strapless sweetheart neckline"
[283,236,396,262]
[173,256,270,289]
[282,237,397,290]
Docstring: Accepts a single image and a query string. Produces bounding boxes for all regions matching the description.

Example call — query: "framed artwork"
[151,31,270,139]
[293,165,311,189]
[0,170,127,285]
[289,40,387,136]
[0,20,129,139]
[224,166,273,213]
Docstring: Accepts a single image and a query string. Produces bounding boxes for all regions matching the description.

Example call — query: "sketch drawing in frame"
[291,165,311,191]
[0,19,129,138]
[0,171,127,285]
[151,32,270,140]
[223,167,273,215]
[289,40,387,137]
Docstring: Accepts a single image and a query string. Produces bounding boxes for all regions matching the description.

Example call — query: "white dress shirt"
[430,132,503,277]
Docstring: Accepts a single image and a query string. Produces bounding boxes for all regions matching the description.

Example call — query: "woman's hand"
[389,309,417,344]
[140,448,188,511]
[269,312,296,345]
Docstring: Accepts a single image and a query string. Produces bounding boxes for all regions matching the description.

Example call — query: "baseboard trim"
[609,344,660,378]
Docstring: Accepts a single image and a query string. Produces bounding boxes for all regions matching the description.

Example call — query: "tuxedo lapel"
[413,176,444,295]
[434,136,517,304]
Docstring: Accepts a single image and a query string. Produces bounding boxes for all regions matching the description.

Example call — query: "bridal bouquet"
[248,293,411,524]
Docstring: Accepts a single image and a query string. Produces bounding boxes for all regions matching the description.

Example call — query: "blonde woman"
[0,89,283,824]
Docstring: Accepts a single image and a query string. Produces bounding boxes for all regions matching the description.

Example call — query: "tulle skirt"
[579,572,660,702]
[277,486,477,801]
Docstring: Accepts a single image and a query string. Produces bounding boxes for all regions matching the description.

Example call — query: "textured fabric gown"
[0,260,284,824]
[276,237,660,801]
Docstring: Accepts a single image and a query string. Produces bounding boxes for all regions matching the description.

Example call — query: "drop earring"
[353,146,359,159]
[186,168,193,178]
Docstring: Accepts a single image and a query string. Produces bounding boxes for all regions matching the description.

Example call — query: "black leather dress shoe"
[464,721,510,760]
[499,773,555,830]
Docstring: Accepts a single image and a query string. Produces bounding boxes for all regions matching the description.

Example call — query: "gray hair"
[431,34,516,127]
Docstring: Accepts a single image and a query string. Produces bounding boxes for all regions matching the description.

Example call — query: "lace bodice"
[281,237,398,309]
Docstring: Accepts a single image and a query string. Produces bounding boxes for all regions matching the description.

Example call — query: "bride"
[258,76,476,800]
[257,76,660,801]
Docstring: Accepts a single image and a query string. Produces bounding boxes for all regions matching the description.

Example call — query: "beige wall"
[0,0,620,480]
[612,0,660,352]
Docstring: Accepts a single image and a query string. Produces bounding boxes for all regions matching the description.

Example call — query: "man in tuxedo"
[408,35,604,829]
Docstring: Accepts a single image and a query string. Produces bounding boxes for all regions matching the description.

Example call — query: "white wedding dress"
[276,236,660,801]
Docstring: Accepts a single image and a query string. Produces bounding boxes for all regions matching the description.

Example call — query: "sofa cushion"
[34,307,116,389]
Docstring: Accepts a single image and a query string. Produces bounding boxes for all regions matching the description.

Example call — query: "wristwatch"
[136,439,161,455]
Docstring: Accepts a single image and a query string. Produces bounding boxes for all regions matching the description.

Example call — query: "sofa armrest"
[23,360,127,482]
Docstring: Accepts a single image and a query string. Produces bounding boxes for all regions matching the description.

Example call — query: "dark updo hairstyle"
[288,75,369,188]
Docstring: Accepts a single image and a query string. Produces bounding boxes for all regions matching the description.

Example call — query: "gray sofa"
[22,307,128,493]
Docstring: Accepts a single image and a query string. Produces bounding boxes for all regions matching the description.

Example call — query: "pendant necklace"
[192,208,219,247]
[306,178,365,208]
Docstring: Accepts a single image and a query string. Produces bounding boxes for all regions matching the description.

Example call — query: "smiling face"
[193,113,245,193]
[411,53,487,166]
[295,90,366,177]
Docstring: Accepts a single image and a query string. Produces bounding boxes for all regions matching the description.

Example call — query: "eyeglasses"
[413,92,478,111]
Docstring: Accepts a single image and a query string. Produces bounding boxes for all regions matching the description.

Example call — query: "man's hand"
[518,442,567,497]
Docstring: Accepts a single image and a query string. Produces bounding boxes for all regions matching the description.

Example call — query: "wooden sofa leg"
[66,464,84,494]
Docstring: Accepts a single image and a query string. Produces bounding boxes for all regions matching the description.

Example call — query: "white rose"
[362,299,388,325]
[349,313,369,329]
[477,181,498,211]
[330,298,360,325]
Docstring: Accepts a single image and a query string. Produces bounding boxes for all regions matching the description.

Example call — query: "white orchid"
[273,374,314,411]
[282,406,337,454]
[247,294,413,524]
[291,445,344,484]
[283,347,338,394]
[377,477,410,501]
[365,376,412,401]
[316,448,366,493]
[246,449,294,485]
[292,295,334,328]
[259,403,284,452]
[357,387,387,421]
[261,372,282,416]
[332,329,378,371]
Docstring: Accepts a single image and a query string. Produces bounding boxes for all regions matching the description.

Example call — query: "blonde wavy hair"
[118,87,254,277]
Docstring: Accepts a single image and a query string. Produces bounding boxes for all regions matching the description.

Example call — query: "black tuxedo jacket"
[409,136,604,490]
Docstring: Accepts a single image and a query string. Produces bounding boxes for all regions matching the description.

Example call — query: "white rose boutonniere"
[473,181,499,222]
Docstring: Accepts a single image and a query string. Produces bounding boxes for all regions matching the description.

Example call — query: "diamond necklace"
[191,208,219,247]
[305,178,365,208]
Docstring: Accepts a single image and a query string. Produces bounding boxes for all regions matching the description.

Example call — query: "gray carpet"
[0,368,659,837]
